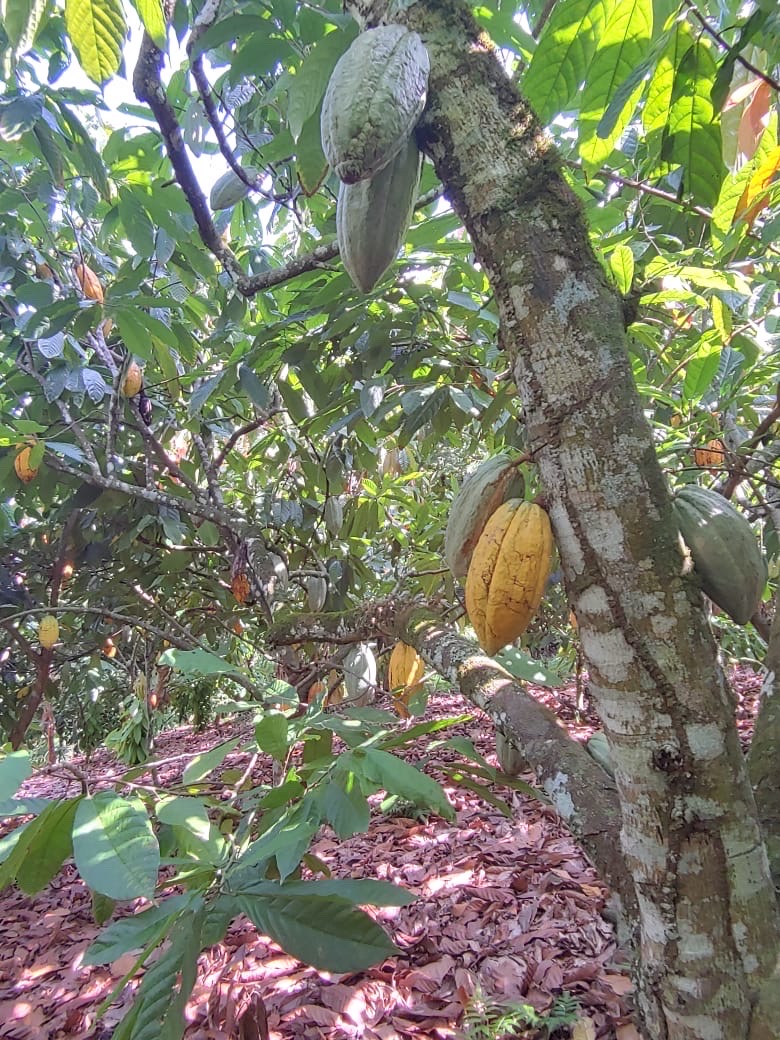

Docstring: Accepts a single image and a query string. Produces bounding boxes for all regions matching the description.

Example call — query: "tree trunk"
[749,599,780,891]
[351,1,779,1036]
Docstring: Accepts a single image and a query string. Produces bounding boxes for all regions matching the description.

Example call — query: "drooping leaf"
[73,792,160,899]
[64,0,127,84]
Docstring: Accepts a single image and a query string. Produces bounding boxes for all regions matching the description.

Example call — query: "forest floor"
[0,666,764,1040]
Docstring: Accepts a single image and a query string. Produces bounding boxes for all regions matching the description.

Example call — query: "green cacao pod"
[324,497,344,537]
[210,167,259,211]
[337,136,422,293]
[444,454,525,579]
[343,643,376,706]
[305,575,328,612]
[321,25,429,184]
[672,485,766,624]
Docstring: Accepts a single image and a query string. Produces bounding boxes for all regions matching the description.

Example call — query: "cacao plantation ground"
[0,666,764,1040]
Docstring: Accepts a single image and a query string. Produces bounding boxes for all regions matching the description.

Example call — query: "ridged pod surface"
[465,500,553,655]
[14,446,38,483]
[343,643,376,705]
[337,136,422,293]
[74,262,104,303]
[305,575,328,612]
[444,454,525,578]
[321,25,429,184]
[210,167,259,210]
[38,615,59,649]
[387,642,425,697]
[693,438,726,468]
[672,485,766,624]
[121,360,143,398]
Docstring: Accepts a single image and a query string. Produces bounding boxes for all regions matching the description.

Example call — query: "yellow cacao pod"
[38,615,59,649]
[444,453,525,579]
[464,500,553,656]
[121,360,144,398]
[387,642,425,698]
[14,446,38,483]
[74,262,104,303]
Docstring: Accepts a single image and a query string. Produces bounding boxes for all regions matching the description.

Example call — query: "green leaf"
[236,877,414,907]
[682,345,720,401]
[661,38,723,207]
[84,894,194,964]
[73,792,160,900]
[158,647,242,677]
[182,738,241,785]
[17,797,80,894]
[236,801,320,871]
[296,106,328,196]
[0,749,31,799]
[609,244,635,294]
[238,363,271,409]
[254,713,290,762]
[65,0,127,84]
[322,773,370,838]
[578,0,653,169]
[523,0,618,123]
[237,891,397,971]
[287,25,357,141]
[156,797,211,843]
[112,909,203,1040]
[359,748,455,821]
[130,0,166,48]
[0,0,47,53]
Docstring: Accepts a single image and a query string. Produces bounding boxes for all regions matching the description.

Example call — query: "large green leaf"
[523,0,618,123]
[287,25,357,141]
[358,748,455,821]
[17,797,80,894]
[73,793,160,899]
[578,0,653,169]
[0,0,47,53]
[130,0,166,48]
[65,0,126,84]
[237,891,397,971]
[0,749,31,799]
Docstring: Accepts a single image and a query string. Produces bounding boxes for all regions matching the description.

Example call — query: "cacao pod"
[343,643,376,705]
[324,497,344,537]
[121,360,144,398]
[307,681,326,703]
[210,166,259,210]
[337,136,422,293]
[465,500,553,655]
[305,575,328,612]
[38,615,59,649]
[693,438,725,469]
[74,262,104,303]
[387,641,425,698]
[671,485,766,624]
[14,446,38,483]
[495,731,524,776]
[321,25,429,184]
[380,446,401,478]
[444,454,525,578]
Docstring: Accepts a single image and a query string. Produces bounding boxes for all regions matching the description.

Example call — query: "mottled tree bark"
[749,599,780,891]
[349,1,778,1037]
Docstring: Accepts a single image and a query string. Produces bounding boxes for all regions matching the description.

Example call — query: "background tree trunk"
[349,1,779,1036]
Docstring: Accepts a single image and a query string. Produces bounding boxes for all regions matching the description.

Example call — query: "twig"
[682,0,780,94]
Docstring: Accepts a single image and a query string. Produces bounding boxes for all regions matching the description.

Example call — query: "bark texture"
[749,603,780,891]
[350,1,779,1036]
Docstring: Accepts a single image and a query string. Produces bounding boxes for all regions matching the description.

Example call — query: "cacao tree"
[0,0,778,1038]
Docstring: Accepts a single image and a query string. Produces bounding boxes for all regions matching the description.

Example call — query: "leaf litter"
[0,665,764,1040]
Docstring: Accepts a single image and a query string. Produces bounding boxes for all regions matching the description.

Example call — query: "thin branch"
[43,452,249,535]
[566,160,713,220]
[682,0,780,94]
[237,185,445,297]
[132,19,244,281]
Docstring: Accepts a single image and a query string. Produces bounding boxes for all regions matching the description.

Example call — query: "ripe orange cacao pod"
[693,438,725,469]
[14,446,38,483]
[74,262,104,303]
